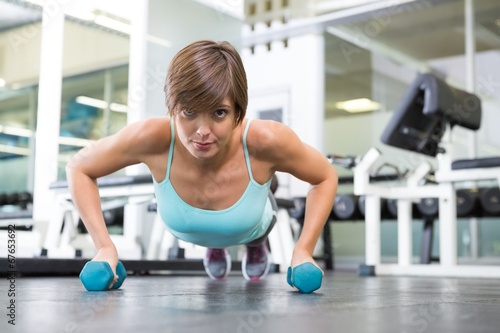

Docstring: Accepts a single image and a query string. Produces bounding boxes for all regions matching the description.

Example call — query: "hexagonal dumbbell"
[80,261,127,291]
[286,262,324,294]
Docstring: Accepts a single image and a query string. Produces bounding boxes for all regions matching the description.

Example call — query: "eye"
[214,109,228,118]
[181,109,195,117]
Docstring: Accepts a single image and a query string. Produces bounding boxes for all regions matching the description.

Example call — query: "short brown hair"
[165,40,248,125]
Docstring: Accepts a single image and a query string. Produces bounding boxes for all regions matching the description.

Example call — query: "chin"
[190,148,217,160]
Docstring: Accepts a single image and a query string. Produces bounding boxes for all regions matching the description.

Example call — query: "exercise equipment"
[0,191,33,210]
[354,73,500,278]
[285,196,334,270]
[6,193,20,205]
[417,198,439,218]
[358,195,390,219]
[386,199,398,219]
[358,195,366,217]
[79,261,127,291]
[286,262,323,293]
[46,174,154,259]
[332,194,360,220]
[352,194,440,264]
[0,193,8,206]
[456,189,479,217]
[17,191,33,210]
[415,197,440,264]
[479,187,500,216]
[288,197,306,220]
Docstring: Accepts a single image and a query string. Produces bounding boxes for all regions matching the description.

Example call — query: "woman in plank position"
[67,40,338,292]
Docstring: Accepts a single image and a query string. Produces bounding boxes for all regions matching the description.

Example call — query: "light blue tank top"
[153,119,273,248]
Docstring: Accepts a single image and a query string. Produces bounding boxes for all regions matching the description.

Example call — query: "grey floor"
[2,270,500,333]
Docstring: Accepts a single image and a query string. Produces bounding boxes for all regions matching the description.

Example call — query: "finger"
[107,275,119,290]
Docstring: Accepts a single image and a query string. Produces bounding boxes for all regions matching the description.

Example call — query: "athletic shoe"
[203,248,231,280]
[242,244,271,281]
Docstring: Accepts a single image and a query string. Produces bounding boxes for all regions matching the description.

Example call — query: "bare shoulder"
[117,117,171,154]
[245,119,302,163]
[246,119,294,145]
[67,117,171,178]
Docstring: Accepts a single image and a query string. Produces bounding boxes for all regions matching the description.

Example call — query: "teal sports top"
[153,119,274,248]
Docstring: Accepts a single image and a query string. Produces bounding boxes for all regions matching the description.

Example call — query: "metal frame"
[44,182,155,259]
[354,141,500,278]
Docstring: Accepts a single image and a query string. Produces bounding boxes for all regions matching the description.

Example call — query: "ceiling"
[321,0,500,118]
[0,1,41,32]
[1,0,500,121]
[335,0,500,61]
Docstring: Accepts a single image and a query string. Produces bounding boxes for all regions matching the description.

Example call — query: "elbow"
[65,157,78,180]
[65,155,87,182]
[318,165,338,198]
[327,163,338,185]
[311,166,338,194]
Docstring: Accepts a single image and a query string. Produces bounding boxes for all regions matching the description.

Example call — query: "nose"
[196,117,211,140]
[196,128,209,140]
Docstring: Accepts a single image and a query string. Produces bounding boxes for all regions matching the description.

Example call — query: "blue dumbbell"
[287,262,323,294]
[80,261,127,291]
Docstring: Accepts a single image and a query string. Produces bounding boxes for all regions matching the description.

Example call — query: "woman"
[66,40,338,287]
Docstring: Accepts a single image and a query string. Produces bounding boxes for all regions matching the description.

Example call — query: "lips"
[193,141,212,150]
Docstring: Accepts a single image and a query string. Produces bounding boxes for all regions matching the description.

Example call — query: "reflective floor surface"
[2,270,500,333]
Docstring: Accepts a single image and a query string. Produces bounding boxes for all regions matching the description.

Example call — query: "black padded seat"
[381,73,481,157]
[452,157,500,170]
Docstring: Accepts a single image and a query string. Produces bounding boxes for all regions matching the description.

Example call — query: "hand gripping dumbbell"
[80,261,127,291]
[286,262,324,294]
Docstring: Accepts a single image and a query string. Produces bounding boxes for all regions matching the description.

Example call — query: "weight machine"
[354,73,500,277]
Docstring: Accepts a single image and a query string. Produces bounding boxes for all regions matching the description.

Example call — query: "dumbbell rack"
[44,175,155,260]
[354,147,500,278]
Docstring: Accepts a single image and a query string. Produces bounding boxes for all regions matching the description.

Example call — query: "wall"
[429,50,500,159]
[144,0,243,118]
[0,157,29,193]
[242,30,325,197]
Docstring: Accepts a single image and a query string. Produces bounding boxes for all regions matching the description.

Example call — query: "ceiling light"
[335,98,380,113]
[147,35,172,48]
[94,15,131,34]
[58,136,93,147]
[76,96,107,109]
[92,13,171,47]
[0,78,6,87]
[109,103,128,113]
[10,82,28,90]
[75,96,128,113]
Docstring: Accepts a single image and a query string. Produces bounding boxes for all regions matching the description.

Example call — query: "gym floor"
[2,270,500,333]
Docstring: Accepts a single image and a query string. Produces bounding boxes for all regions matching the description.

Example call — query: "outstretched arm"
[66,117,169,277]
[252,120,338,268]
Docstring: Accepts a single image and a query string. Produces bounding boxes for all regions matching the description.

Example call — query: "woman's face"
[175,97,237,161]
